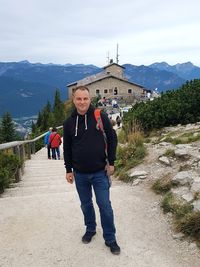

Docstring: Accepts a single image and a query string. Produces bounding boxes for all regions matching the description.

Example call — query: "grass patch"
[163,149,175,157]
[194,191,200,200]
[175,211,200,241]
[117,129,127,144]
[159,191,200,245]
[115,130,147,181]
[162,136,184,145]
[152,174,173,194]
[160,132,200,145]
[161,192,193,217]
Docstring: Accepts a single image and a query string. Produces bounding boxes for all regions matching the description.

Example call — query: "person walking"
[49,127,62,160]
[44,127,52,159]
[63,86,120,255]
[116,116,121,128]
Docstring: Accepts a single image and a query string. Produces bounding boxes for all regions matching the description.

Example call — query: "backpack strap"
[94,109,104,131]
[94,109,108,152]
[94,109,112,186]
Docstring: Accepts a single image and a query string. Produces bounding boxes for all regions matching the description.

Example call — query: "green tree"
[0,112,16,143]
[53,89,65,125]
[124,79,200,133]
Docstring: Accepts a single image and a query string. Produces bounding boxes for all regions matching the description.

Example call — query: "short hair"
[72,86,90,96]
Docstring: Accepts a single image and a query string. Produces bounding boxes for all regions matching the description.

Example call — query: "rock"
[190,178,200,194]
[172,171,197,186]
[192,200,200,211]
[189,242,199,254]
[193,132,199,137]
[172,232,185,240]
[158,156,171,166]
[129,170,148,179]
[131,179,141,186]
[158,142,172,147]
[175,149,190,159]
[185,124,194,130]
[182,193,194,202]
[171,187,194,202]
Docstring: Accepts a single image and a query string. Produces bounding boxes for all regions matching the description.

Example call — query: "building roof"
[102,62,125,70]
[67,71,145,89]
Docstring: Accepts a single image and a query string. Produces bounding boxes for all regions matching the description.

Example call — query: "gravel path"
[0,147,200,267]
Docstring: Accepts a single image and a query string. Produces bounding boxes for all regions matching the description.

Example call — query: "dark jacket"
[63,105,117,173]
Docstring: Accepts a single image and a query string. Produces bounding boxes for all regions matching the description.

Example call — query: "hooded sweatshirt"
[63,105,116,173]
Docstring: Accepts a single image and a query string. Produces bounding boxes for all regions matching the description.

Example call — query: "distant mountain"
[123,64,185,92]
[0,61,100,117]
[149,61,200,80]
[0,60,200,117]
[0,76,56,117]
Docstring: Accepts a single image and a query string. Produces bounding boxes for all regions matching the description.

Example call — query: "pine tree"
[53,89,65,125]
[0,112,16,142]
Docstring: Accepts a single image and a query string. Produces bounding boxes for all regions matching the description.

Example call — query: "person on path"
[63,86,120,255]
[116,116,121,128]
[49,127,62,160]
[110,120,118,156]
[44,127,52,159]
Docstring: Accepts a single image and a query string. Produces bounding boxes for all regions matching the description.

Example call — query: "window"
[96,89,100,95]
[128,89,132,94]
[104,89,108,94]
[109,89,113,93]
[114,87,118,95]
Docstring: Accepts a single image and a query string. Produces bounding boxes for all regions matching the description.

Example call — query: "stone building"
[67,62,146,101]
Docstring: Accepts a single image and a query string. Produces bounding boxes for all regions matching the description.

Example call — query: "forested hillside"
[124,79,200,132]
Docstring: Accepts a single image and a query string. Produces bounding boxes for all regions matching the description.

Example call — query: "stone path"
[0,147,200,267]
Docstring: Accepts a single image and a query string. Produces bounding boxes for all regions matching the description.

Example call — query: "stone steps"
[1,147,69,198]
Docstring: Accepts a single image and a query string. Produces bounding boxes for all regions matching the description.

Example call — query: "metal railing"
[0,126,63,182]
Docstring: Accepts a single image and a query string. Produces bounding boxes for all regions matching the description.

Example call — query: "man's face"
[73,89,91,115]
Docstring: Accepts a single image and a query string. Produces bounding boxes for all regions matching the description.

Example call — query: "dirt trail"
[0,147,200,267]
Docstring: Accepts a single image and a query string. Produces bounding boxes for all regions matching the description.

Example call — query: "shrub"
[0,151,21,193]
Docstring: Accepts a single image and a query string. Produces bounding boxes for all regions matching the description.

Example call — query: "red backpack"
[94,109,108,152]
[94,109,112,185]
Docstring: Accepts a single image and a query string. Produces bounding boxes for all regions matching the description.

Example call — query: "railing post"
[32,142,36,154]
[13,146,22,182]
[19,144,25,175]
[27,143,31,159]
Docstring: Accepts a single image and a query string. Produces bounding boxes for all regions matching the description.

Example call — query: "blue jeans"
[74,170,116,244]
[51,147,60,159]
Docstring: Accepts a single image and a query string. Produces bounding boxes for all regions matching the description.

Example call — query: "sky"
[0,0,200,67]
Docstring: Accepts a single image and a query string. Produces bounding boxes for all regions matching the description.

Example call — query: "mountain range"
[0,60,200,117]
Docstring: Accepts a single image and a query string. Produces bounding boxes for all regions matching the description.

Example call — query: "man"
[44,127,52,159]
[63,86,120,255]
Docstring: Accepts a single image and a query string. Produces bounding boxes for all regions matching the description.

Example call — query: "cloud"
[0,0,200,66]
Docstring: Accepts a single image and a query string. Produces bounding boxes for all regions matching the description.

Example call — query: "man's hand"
[66,172,74,184]
[106,165,115,176]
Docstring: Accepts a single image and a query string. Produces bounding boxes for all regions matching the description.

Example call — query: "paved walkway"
[0,148,200,267]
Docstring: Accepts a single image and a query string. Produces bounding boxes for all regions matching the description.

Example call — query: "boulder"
[172,171,197,186]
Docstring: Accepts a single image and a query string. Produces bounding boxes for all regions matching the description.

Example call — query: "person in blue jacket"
[44,127,52,159]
